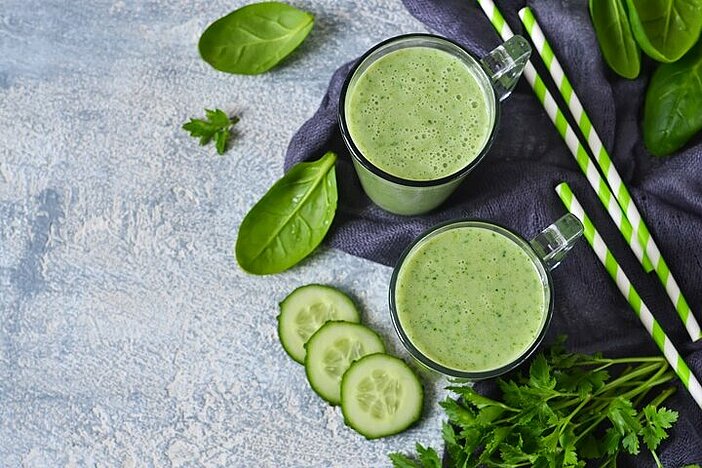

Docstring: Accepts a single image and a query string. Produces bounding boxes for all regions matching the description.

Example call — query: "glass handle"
[530,213,583,271]
[480,35,531,102]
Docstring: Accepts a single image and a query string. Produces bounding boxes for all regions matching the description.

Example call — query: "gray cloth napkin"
[284,0,702,465]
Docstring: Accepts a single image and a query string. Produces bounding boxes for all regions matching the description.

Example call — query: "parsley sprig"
[183,108,239,155]
[391,339,679,468]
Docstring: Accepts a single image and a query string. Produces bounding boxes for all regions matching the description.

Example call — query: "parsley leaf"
[389,444,441,468]
[642,405,678,451]
[529,354,557,389]
[182,108,239,155]
[416,443,441,468]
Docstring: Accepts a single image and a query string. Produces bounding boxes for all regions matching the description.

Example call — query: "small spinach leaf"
[643,40,702,156]
[626,0,702,63]
[589,0,641,78]
[198,2,314,75]
[235,152,337,274]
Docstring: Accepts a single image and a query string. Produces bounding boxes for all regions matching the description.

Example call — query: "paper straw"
[518,6,699,343]
[555,182,702,410]
[474,0,701,341]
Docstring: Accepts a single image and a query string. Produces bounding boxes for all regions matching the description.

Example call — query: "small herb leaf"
[235,152,337,274]
[199,2,314,75]
[415,443,441,468]
[642,405,678,450]
[529,354,556,389]
[388,453,418,468]
[183,109,238,155]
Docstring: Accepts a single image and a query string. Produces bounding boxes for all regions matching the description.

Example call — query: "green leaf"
[198,2,315,75]
[476,405,506,426]
[478,426,511,463]
[622,432,640,454]
[529,355,557,390]
[558,367,609,397]
[500,442,538,466]
[235,151,338,274]
[589,0,641,78]
[183,109,238,154]
[439,398,476,427]
[389,453,419,468]
[447,385,512,409]
[642,405,678,450]
[205,108,231,126]
[643,40,702,156]
[182,119,218,145]
[603,427,622,455]
[626,0,702,63]
[416,443,442,468]
[563,445,579,467]
[607,398,641,434]
[442,422,467,466]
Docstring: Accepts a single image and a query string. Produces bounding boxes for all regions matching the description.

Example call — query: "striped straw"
[556,182,702,410]
[518,6,700,343]
[474,0,701,341]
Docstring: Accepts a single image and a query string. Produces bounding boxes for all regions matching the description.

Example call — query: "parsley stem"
[582,356,666,372]
[651,449,663,468]
[559,394,592,436]
[594,362,664,395]
[648,386,676,407]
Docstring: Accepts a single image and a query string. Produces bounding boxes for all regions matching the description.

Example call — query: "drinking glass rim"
[388,218,555,380]
[338,33,501,188]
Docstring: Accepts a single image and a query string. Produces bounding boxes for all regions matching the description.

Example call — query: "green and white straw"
[474,0,701,341]
[518,6,700,343]
[556,182,702,410]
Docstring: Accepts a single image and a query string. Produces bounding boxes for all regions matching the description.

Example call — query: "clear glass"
[389,214,583,380]
[338,34,531,216]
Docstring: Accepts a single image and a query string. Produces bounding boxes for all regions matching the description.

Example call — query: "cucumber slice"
[341,353,423,439]
[305,321,385,405]
[277,284,360,364]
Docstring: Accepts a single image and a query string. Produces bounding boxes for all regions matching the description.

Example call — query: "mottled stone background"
[0,1,447,465]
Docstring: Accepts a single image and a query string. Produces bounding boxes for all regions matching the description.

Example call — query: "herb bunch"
[391,339,679,468]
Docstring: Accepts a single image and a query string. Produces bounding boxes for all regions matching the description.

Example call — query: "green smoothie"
[395,225,547,373]
[346,46,492,181]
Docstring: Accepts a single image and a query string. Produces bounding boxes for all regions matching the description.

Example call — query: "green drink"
[346,47,492,181]
[390,215,583,379]
[339,34,531,215]
[395,226,546,373]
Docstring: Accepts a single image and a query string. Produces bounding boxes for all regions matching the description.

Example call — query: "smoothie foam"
[346,46,493,181]
[395,225,547,373]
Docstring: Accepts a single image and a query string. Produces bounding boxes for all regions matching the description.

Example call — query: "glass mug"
[339,34,531,216]
[389,213,583,380]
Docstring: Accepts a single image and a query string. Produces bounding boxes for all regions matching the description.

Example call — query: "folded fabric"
[284,0,702,465]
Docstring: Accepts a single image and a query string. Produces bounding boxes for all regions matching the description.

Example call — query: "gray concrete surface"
[0,0,451,466]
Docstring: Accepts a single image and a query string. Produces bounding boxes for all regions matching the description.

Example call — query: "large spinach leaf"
[589,0,641,78]
[644,41,702,156]
[236,152,337,275]
[199,2,314,75]
[626,0,702,63]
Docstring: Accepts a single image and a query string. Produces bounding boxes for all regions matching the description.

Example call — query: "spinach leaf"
[235,152,337,275]
[626,0,702,63]
[644,40,702,156]
[589,0,641,78]
[199,2,314,75]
